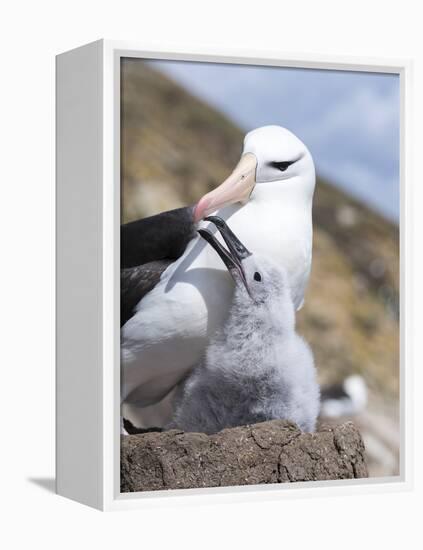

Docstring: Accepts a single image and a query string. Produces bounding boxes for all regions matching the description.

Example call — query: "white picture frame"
[56,39,412,511]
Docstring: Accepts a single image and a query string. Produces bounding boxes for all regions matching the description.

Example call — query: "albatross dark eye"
[271,160,294,172]
[254,272,262,282]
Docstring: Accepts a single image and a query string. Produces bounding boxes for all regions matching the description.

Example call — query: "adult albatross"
[121,125,316,427]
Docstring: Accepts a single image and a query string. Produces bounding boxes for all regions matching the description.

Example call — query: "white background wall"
[1,0,421,547]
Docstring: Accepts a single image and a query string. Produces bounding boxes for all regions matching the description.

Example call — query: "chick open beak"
[198,216,252,294]
[194,153,257,222]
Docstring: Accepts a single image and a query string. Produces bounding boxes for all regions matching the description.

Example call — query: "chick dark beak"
[198,216,251,294]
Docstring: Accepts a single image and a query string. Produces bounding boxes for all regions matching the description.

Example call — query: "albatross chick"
[170,217,320,434]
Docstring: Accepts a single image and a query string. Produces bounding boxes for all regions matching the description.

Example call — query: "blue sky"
[151,60,400,222]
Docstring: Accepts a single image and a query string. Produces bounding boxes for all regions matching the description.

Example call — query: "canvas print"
[120,58,399,492]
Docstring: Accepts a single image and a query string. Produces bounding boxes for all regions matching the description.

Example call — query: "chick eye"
[254,272,262,282]
[271,160,294,172]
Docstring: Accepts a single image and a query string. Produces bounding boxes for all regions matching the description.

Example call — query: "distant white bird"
[121,125,316,427]
[170,217,320,434]
[320,375,368,418]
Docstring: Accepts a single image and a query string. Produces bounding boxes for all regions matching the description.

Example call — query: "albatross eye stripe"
[270,160,296,172]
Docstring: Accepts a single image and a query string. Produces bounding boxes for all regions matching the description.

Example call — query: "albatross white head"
[194,125,315,221]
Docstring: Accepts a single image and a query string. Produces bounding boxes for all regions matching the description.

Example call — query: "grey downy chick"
[170,216,320,434]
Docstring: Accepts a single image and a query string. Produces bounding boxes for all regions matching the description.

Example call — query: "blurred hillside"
[121,59,400,476]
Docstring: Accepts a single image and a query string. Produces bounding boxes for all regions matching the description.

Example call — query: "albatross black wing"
[121,206,196,268]
[121,259,173,327]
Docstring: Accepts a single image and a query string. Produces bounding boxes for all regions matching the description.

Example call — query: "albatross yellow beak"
[194,152,257,222]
